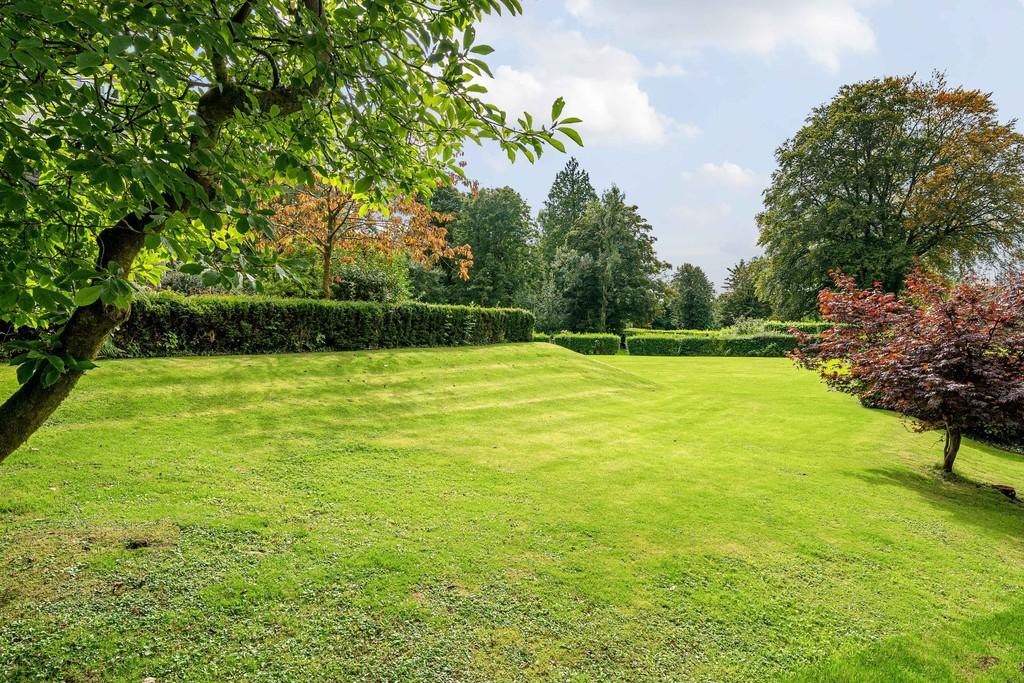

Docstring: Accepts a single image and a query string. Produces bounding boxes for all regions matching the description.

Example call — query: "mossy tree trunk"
[0,214,151,462]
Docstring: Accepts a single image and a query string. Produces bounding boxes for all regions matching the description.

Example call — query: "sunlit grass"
[1,344,1022,681]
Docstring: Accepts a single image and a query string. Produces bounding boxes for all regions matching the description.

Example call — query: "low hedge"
[626,335,685,356]
[625,323,832,337]
[551,332,620,355]
[532,331,552,343]
[764,320,833,334]
[106,293,534,357]
[627,333,800,357]
[623,327,719,337]
[720,334,800,357]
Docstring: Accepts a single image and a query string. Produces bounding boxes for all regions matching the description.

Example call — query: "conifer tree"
[538,158,598,264]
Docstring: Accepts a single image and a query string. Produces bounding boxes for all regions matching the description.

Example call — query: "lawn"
[1,344,1023,681]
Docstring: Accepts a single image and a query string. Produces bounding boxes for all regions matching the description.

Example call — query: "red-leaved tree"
[793,268,1024,473]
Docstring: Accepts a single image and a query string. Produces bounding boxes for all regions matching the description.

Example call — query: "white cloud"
[565,0,877,72]
[663,202,763,285]
[479,26,695,146]
[667,162,768,281]
[684,161,763,188]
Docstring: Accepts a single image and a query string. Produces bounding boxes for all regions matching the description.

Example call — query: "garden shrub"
[107,292,534,358]
[532,331,552,343]
[764,320,833,334]
[551,332,620,355]
[972,422,1024,454]
[330,252,411,303]
[729,317,767,335]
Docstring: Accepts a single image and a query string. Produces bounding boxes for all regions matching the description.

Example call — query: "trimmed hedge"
[532,331,552,343]
[764,320,833,334]
[721,334,800,357]
[623,327,718,337]
[551,332,620,355]
[627,333,800,357]
[107,293,534,358]
[625,323,831,337]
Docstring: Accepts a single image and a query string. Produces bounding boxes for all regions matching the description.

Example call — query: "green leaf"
[551,97,565,121]
[108,35,133,55]
[470,44,494,55]
[354,176,374,194]
[41,366,61,387]
[560,127,584,147]
[75,51,104,70]
[67,357,98,372]
[199,209,222,231]
[16,360,37,385]
[179,263,205,275]
[45,355,66,374]
[41,5,68,22]
[74,285,102,306]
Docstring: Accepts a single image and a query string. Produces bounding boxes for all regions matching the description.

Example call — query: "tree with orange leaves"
[265,176,472,299]
[758,73,1024,318]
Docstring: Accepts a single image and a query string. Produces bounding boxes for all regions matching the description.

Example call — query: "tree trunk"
[943,425,962,473]
[322,239,334,300]
[0,213,151,462]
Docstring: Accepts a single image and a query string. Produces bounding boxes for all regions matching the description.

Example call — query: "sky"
[460,0,1024,288]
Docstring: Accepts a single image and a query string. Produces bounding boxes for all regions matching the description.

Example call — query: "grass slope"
[1,344,1023,681]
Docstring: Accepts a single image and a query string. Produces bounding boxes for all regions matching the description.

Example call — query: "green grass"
[2,344,1023,681]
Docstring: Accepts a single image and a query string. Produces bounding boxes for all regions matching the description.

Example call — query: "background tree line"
[161,72,1024,337]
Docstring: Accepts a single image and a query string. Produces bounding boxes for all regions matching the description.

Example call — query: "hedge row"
[624,322,832,337]
[627,333,801,357]
[623,327,718,337]
[764,321,833,334]
[107,293,534,357]
[551,332,620,355]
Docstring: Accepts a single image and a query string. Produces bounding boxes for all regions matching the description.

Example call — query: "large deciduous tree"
[0,0,578,462]
[758,74,1024,318]
[793,269,1024,474]
[537,157,597,265]
[670,263,715,330]
[549,187,665,332]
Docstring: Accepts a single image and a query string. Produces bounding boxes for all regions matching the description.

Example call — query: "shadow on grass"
[849,466,1024,540]
[787,596,1024,682]
[965,437,1024,464]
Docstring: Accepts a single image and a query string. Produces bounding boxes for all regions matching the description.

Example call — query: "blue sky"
[460,0,1024,288]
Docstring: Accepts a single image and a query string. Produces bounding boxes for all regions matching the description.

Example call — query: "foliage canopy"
[670,263,715,330]
[547,187,665,333]
[758,74,1024,318]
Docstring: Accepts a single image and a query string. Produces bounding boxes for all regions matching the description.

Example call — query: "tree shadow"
[848,466,1024,541]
